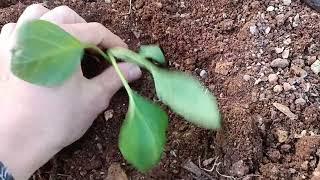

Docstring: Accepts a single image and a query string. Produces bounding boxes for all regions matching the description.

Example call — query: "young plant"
[11,20,221,172]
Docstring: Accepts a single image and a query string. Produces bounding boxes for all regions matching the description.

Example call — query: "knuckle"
[53,5,72,13]
[24,4,46,13]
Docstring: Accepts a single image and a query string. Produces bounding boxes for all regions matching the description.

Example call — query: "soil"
[0,0,320,179]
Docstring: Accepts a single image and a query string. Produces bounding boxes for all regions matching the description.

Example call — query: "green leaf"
[151,68,221,129]
[11,20,84,86]
[119,92,168,172]
[108,47,151,69]
[139,45,165,64]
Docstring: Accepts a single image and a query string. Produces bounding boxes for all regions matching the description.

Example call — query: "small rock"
[273,102,298,120]
[283,82,294,91]
[214,61,234,75]
[106,163,128,180]
[301,161,309,171]
[294,130,307,138]
[311,60,320,74]
[265,26,271,34]
[283,0,292,5]
[254,78,262,85]
[281,144,292,152]
[275,47,285,54]
[293,14,300,27]
[249,25,258,35]
[268,74,279,83]
[273,85,283,93]
[243,74,251,81]
[271,58,289,68]
[276,14,286,25]
[105,0,111,3]
[289,168,297,174]
[291,65,308,78]
[104,110,114,121]
[283,38,292,45]
[97,143,103,152]
[282,49,290,59]
[231,160,249,177]
[307,56,317,65]
[199,70,207,78]
[275,129,289,143]
[295,97,306,105]
[267,149,281,162]
[267,6,275,11]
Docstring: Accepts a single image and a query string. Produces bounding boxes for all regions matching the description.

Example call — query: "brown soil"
[1,0,320,179]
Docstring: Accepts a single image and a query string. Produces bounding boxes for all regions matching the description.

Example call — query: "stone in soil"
[214,61,234,75]
[311,60,320,74]
[271,58,289,68]
[106,163,128,180]
[231,160,249,177]
[268,74,278,83]
[273,103,298,120]
[273,85,283,93]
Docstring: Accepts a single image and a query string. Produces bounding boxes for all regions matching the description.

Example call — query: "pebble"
[271,58,289,68]
[282,49,290,59]
[105,0,111,3]
[283,82,294,91]
[243,74,251,81]
[293,14,300,27]
[281,144,292,152]
[267,149,281,162]
[199,70,207,78]
[276,14,286,25]
[104,110,114,121]
[273,85,283,93]
[249,25,258,35]
[106,163,128,180]
[311,60,320,74]
[283,38,292,45]
[301,161,309,171]
[275,47,285,54]
[275,129,289,143]
[267,6,275,11]
[268,74,279,83]
[283,0,292,5]
[295,97,306,105]
[291,65,308,78]
[265,26,271,34]
[273,102,298,120]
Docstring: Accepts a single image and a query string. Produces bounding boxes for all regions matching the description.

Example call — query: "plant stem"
[86,44,134,99]
[107,53,133,97]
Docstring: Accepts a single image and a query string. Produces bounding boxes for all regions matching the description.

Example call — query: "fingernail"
[128,64,142,80]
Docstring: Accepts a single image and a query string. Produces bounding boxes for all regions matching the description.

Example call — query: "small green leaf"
[11,20,84,86]
[139,45,165,64]
[119,92,168,172]
[151,68,221,129]
[108,47,151,69]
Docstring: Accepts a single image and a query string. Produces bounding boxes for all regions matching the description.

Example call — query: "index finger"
[61,23,127,49]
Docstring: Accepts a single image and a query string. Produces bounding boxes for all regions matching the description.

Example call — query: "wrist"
[0,113,62,180]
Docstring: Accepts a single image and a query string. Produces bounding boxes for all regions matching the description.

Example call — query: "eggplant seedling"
[11,20,221,172]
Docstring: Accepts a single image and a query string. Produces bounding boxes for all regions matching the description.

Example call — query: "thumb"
[86,62,141,108]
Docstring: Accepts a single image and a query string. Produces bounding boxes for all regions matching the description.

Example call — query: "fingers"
[16,4,49,29]
[86,63,141,108]
[0,23,16,39]
[40,5,86,24]
[61,23,127,49]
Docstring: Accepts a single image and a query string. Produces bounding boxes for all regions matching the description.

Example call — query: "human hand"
[0,4,141,180]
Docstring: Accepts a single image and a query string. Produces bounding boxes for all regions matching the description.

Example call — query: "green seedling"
[11,20,221,172]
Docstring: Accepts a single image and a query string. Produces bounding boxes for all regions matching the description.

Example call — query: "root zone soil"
[1,0,320,179]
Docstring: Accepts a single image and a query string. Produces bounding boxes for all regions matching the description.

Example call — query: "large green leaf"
[139,45,165,64]
[11,20,84,86]
[119,92,168,172]
[151,68,221,129]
